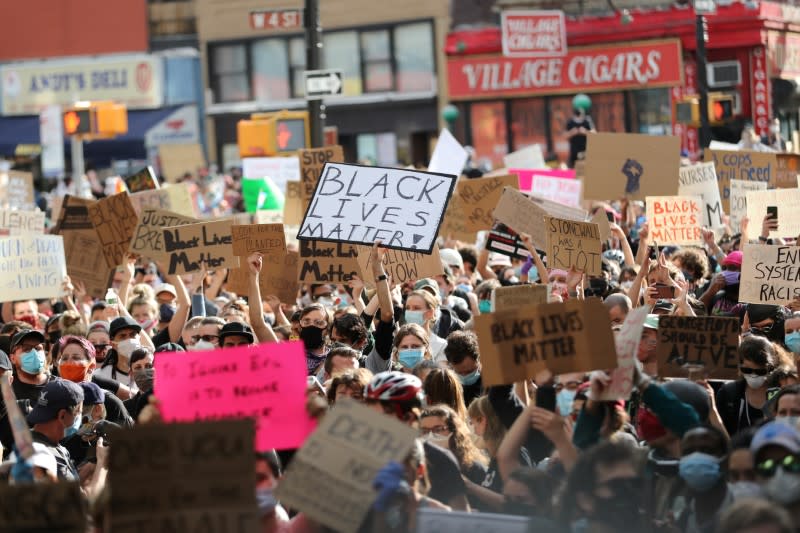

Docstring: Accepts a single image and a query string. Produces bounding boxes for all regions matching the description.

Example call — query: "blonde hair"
[468,396,506,456]
[131,283,155,302]
[127,296,158,319]
[59,311,87,337]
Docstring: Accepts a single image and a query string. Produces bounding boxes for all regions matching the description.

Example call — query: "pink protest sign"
[154,341,315,450]
[511,168,575,192]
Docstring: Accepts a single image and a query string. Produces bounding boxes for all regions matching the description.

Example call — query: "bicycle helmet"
[365,371,424,404]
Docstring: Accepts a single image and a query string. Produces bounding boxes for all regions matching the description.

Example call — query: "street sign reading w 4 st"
[304,70,343,99]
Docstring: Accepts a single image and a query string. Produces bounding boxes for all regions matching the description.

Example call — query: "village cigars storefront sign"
[447,39,683,100]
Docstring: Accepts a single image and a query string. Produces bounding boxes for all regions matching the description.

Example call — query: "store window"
[394,22,435,92]
[591,93,626,134]
[549,96,574,165]
[471,101,508,169]
[252,39,290,101]
[289,37,306,98]
[632,88,671,135]
[357,132,398,165]
[324,31,363,95]
[361,30,393,92]
[510,99,547,153]
[211,44,249,103]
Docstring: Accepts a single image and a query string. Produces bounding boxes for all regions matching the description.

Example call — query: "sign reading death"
[298,163,457,253]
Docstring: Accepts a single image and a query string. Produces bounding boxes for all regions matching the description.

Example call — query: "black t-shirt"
[462,377,483,409]
[567,116,594,156]
[103,390,134,428]
[12,373,54,403]
[151,327,186,350]
[91,374,121,396]
[423,441,467,506]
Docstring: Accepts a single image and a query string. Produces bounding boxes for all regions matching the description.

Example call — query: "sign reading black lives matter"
[298,163,457,253]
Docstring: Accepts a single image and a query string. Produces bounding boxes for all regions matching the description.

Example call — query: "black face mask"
[299,326,326,351]
[589,477,646,529]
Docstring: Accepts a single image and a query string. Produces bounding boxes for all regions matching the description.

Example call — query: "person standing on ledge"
[566,93,596,169]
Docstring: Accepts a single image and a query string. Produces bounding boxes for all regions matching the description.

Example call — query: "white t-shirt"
[94,364,138,395]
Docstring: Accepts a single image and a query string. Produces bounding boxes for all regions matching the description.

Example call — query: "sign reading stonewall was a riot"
[298,163,457,253]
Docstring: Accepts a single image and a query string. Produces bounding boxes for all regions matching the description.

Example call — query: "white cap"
[488,252,512,268]
[439,248,464,271]
[154,283,177,298]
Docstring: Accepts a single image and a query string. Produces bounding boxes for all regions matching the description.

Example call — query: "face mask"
[456,284,472,294]
[398,348,424,369]
[424,432,451,446]
[557,389,576,417]
[188,340,215,352]
[478,300,492,313]
[299,326,326,351]
[133,368,155,392]
[765,467,800,505]
[744,374,768,389]
[722,270,740,285]
[590,477,645,529]
[786,332,800,353]
[20,350,46,374]
[729,480,764,499]
[679,452,722,492]
[59,363,88,383]
[116,339,140,359]
[404,310,426,326]
[776,415,800,429]
[256,486,277,515]
[620,280,634,291]
[138,318,157,331]
[315,297,334,308]
[63,410,81,439]
[458,368,481,387]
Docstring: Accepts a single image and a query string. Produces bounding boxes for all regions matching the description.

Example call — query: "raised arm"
[369,241,393,324]
[610,223,635,267]
[247,253,278,344]
[520,233,548,285]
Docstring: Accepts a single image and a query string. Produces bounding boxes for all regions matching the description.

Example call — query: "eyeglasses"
[420,425,452,438]
[757,454,800,478]
[191,335,220,343]
[300,319,327,328]
[740,366,769,376]
[750,324,774,336]
[93,344,109,352]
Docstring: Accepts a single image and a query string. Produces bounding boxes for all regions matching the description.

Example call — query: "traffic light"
[63,109,92,135]
[674,93,735,126]
[709,93,734,124]
[675,98,699,125]
[63,102,127,138]
[237,110,310,157]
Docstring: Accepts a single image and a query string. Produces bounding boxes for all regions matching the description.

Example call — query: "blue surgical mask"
[457,284,472,294]
[478,300,492,313]
[458,368,481,386]
[678,452,722,492]
[557,389,576,416]
[404,310,426,326]
[64,410,81,439]
[256,486,277,515]
[398,348,424,369]
[786,332,800,353]
[20,349,46,375]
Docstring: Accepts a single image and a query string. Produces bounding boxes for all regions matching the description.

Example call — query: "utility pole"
[695,12,712,149]
[305,0,325,148]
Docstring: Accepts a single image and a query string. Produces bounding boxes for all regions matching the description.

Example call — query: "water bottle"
[105,289,118,307]
[191,290,206,318]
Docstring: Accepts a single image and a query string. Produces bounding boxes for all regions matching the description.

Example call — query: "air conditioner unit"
[707,61,742,88]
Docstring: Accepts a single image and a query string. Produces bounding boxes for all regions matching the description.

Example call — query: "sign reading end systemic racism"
[740,244,800,305]
[473,298,617,386]
[298,163,457,253]
[656,316,740,380]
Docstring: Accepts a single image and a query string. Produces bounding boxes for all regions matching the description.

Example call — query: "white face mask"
[424,432,452,447]
[188,340,216,352]
[744,374,768,389]
[776,415,800,429]
[116,339,141,359]
[765,467,800,505]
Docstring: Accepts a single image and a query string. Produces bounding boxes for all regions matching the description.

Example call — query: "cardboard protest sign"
[746,188,800,239]
[776,153,800,189]
[128,183,195,217]
[55,196,112,299]
[128,208,198,261]
[86,192,139,268]
[492,284,548,312]
[678,162,724,228]
[590,208,612,242]
[161,219,240,275]
[584,133,681,201]
[124,166,159,193]
[531,175,582,207]
[155,343,314,450]
[158,142,205,182]
[504,144,546,170]
[0,170,35,210]
[645,196,703,245]
[109,420,259,531]
[356,244,443,289]
[298,163,457,253]
[231,223,286,257]
[730,179,767,232]
[276,399,417,533]
[740,244,800,305]
[0,482,86,533]
[511,168,575,193]
[473,298,617,386]
[429,128,469,176]
[492,187,550,249]
[598,306,649,401]
[298,240,360,283]
[656,316,740,379]
[253,210,281,224]
[487,222,532,259]
[0,235,66,302]
[545,216,602,276]
[704,149,777,211]
[457,174,519,232]
[284,180,304,226]
[300,145,345,205]
[0,208,45,234]
[440,191,476,242]
[417,509,528,533]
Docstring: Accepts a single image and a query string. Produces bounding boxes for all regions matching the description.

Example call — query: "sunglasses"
[93,344,110,352]
[740,367,769,376]
[190,335,219,343]
[757,454,800,478]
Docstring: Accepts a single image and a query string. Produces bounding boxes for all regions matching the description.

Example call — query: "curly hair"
[423,368,468,421]
[421,404,487,470]
[444,330,480,365]
[672,247,710,282]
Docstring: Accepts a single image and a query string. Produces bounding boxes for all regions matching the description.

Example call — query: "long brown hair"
[423,368,467,420]
[421,404,487,470]
[468,395,506,456]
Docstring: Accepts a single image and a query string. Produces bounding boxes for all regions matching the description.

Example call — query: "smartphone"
[767,206,778,222]
[654,284,675,299]
[606,211,615,222]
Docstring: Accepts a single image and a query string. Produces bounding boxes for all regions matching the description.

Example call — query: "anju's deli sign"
[447,39,682,100]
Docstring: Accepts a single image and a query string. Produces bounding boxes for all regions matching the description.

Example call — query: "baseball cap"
[88,321,110,335]
[653,300,675,314]
[10,329,45,351]
[488,253,512,268]
[156,342,185,353]
[219,322,254,345]
[722,251,743,267]
[643,314,660,330]
[79,381,105,405]
[155,283,177,299]
[439,248,464,271]
[413,278,439,298]
[109,317,142,338]
[27,379,84,425]
[0,350,11,372]
[751,421,800,458]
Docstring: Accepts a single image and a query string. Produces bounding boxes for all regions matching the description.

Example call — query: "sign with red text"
[645,196,703,245]
[154,342,315,451]
[531,175,582,207]
[512,168,574,193]
[447,39,682,100]
[501,10,567,57]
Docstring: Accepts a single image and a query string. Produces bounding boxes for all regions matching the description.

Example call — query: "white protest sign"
[730,179,767,233]
[428,128,468,177]
[598,306,649,401]
[746,188,800,239]
[530,175,582,207]
[504,144,546,170]
[678,162,724,229]
[0,209,45,234]
[242,156,300,194]
[417,509,528,533]
[740,244,800,305]
[298,163,457,253]
[0,235,66,301]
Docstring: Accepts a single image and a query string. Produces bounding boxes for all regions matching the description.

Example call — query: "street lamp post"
[306,0,325,148]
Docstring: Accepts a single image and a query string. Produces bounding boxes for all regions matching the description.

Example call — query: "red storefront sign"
[447,39,683,100]
[501,10,567,57]
[751,46,772,137]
